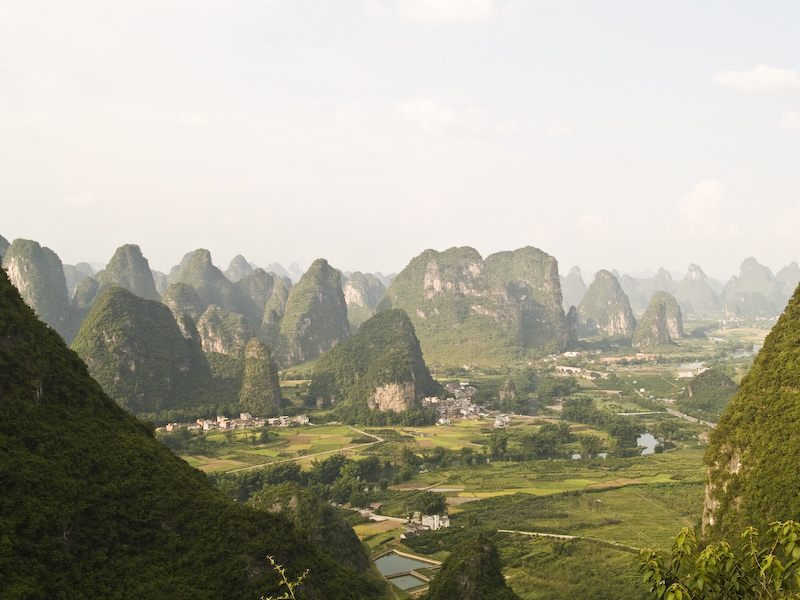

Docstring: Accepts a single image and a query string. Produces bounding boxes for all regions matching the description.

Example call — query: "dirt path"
[226,426,384,474]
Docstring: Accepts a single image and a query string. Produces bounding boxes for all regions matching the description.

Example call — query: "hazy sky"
[2,1,799,282]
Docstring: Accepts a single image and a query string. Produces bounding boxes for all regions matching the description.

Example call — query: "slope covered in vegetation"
[308,309,440,421]
[0,267,384,600]
[703,282,800,540]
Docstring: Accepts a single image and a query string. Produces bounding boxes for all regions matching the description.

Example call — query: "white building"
[422,514,450,530]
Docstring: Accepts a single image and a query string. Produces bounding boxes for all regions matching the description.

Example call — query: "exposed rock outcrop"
[368,381,416,412]
[344,271,386,329]
[631,291,683,347]
[308,309,439,414]
[195,305,255,358]
[3,238,74,342]
[377,246,568,364]
[577,270,636,338]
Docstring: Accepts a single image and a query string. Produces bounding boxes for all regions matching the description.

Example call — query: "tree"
[577,433,602,458]
[413,491,447,516]
[638,521,800,600]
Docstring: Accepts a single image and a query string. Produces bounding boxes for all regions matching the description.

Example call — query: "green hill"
[0,267,382,600]
[223,254,253,282]
[71,286,212,415]
[308,309,440,418]
[577,270,636,338]
[236,268,274,328]
[177,249,247,315]
[676,368,737,421]
[0,233,8,259]
[631,291,683,347]
[423,534,521,600]
[161,282,205,321]
[275,258,350,367]
[239,338,282,415]
[703,283,800,540]
[376,246,568,365]
[251,482,378,574]
[95,243,160,301]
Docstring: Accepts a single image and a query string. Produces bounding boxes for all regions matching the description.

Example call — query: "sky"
[2,0,799,282]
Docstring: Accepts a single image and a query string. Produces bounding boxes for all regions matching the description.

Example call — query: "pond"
[387,573,428,590]
[374,552,436,576]
[637,433,659,455]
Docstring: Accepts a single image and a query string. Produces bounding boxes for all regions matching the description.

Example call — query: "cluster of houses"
[423,382,490,426]
[165,412,310,433]
[421,381,517,428]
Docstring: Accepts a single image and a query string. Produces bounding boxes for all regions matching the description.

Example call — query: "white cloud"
[366,0,512,25]
[64,193,96,206]
[781,111,800,130]
[677,179,741,238]
[547,125,572,138]
[577,214,619,243]
[397,99,490,136]
[713,65,800,95]
[178,114,216,128]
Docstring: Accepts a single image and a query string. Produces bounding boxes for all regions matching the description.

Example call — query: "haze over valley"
[3,2,800,598]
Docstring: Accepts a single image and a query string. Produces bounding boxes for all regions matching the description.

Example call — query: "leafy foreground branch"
[639,521,800,600]
[261,555,309,600]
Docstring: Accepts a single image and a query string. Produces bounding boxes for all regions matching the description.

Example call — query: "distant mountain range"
[3,233,799,418]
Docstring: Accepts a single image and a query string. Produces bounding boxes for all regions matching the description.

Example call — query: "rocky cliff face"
[71,286,211,414]
[308,309,439,414]
[676,264,722,315]
[344,271,386,329]
[702,282,800,540]
[0,233,8,260]
[368,381,416,412]
[275,258,350,367]
[631,291,683,347]
[95,244,160,301]
[577,270,636,338]
[3,238,74,342]
[376,246,568,364]
[223,254,253,282]
[195,305,256,358]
